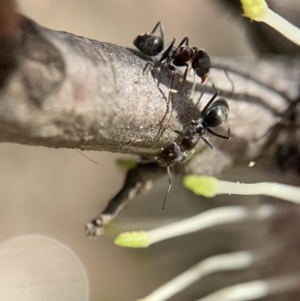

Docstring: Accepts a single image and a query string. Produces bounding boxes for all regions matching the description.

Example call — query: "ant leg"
[201,136,216,150]
[150,21,165,44]
[201,89,219,116]
[168,78,195,122]
[207,128,231,140]
[75,150,100,165]
[174,102,195,121]
[169,66,177,92]
[159,120,185,137]
[182,65,189,84]
[196,85,207,107]
[165,36,190,93]
[167,66,177,113]
[159,22,165,42]
[144,37,175,75]
[157,38,175,63]
[225,70,235,94]
[179,62,191,94]
[176,36,189,48]
[169,36,190,92]
[210,67,235,95]
[187,69,197,99]
[143,61,154,75]
[162,166,172,211]
[151,22,160,32]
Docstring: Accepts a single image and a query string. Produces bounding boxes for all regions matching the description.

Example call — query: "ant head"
[191,49,210,83]
[133,22,165,57]
[204,99,229,128]
[133,33,164,56]
[155,142,186,167]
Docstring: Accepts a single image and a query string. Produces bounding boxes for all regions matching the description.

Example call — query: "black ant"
[155,88,231,210]
[133,22,211,93]
[133,21,165,57]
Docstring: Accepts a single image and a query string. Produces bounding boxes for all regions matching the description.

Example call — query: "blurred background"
[1,1,299,301]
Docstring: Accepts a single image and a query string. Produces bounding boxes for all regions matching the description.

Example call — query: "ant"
[133,22,211,93]
[155,88,231,210]
[159,36,210,88]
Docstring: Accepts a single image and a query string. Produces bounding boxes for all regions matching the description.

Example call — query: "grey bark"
[1,15,300,175]
[2,14,300,237]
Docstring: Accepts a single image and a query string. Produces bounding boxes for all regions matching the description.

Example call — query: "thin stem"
[263,9,300,46]
[196,275,300,301]
[148,205,272,245]
[217,181,300,204]
[139,251,254,301]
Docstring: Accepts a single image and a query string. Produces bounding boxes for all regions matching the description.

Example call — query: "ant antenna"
[209,67,235,95]
[151,21,165,43]
[75,150,100,165]
[162,166,172,211]
[174,101,195,121]
[195,84,208,107]
[224,70,235,94]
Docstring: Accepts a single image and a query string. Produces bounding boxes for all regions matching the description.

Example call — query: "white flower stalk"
[136,251,254,301]
[195,274,300,301]
[114,204,273,248]
[183,175,300,204]
[240,0,300,46]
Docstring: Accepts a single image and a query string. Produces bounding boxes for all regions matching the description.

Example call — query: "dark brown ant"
[159,36,210,87]
[152,36,211,104]
[155,88,231,210]
[133,21,165,56]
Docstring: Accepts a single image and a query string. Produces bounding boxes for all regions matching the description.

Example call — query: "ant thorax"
[180,126,201,153]
[155,142,187,167]
[191,119,206,134]
[196,125,206,136]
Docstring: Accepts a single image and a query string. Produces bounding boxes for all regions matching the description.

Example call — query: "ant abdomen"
[191,49,210,83]
[204,99,229,128]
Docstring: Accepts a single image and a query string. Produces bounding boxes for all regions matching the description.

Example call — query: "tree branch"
[1,15,299,164]
[2,13,300,236]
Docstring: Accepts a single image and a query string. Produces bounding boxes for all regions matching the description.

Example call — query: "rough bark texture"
[1,14,300,177]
